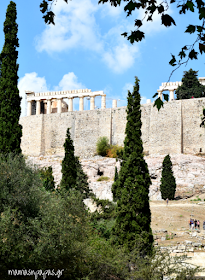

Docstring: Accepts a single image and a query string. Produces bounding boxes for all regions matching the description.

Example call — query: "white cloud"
[122,82,133,99]
[35,0,172,73]
[19,72,86,115]
[35,0,102,53]
[100,2,123,18]
[103,43,139,73]
[55,72,85,90]
[18,72,48,117]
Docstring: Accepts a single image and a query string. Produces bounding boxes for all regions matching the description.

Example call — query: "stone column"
[79,96,84,111]
[170,90,175,101]
[27,100,32,116]
[101,94,106,109]
[47,99,51,114]
[157,90,163,100]
[147,99,151,104]
[57,98,62,113]
[112,99,117,108]
[36,100,41,115]
[68,97,73,112]
[90,96,95,110]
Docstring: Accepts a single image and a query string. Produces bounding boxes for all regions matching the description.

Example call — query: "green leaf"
[147,4,156,13]
[121,32,128,37]
[158,5,164,13]
[169,54,177,66]
[161,14,176,27]
[152,92,158,98]
[185,24,196,34]
[199,7,205,19]
[127,30,145,43]
[188,49,198,59]
[186,0,195,12]
[43,11,55,25]
[153,98,164,111]
[196,25,204,32]
[40,0,48,14]
[124,1,138,16]
[163,93,169,102]
[178,50,186,59]
[199,43,205,54]
[134,20,142,27]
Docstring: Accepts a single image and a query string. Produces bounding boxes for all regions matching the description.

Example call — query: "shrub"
[96,136,109,156]
[39,166,55,192]
[97,176,110,181]
[106,145,124,158]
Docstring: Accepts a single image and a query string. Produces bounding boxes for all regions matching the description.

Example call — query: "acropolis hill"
[19,78,205,158]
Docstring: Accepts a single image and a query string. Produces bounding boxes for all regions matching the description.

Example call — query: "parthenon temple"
[25,89,108,116]
[26,77,205,116]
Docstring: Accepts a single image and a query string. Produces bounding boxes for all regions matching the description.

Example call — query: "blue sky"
[0,0,204,116]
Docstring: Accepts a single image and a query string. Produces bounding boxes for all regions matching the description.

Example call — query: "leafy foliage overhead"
[39,0,205,69]
[39,0,205,111]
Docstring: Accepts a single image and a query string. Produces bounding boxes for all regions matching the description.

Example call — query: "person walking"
[189,219,192,230]
[191,219,194,231]
[166,198,169,206]
[194,219,197,230]
[197,220,200,230]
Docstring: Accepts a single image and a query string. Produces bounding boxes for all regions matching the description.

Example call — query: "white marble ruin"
[25,77,205,116]
[26,89,107,116]
[157,77,205,101]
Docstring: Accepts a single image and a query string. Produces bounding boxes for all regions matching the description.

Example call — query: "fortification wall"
[19,98,205,158]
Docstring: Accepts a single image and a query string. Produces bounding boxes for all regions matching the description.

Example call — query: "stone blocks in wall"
[19,98,205,158]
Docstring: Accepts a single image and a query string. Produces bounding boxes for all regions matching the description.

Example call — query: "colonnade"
[26,89,107,116]
[157,81,183,101]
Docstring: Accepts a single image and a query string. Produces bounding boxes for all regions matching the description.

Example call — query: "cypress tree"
[60,128,77,191]
[176,68,205,100]
[75,156,92,199]
[160,154,176,200]
[112,166,119,202]
[0,1,22,155]
[112,77,153,254]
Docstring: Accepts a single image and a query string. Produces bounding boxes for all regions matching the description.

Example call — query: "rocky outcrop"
[26,153,205,201]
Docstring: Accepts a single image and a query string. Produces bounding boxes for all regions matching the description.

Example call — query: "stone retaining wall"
[20,98,205,158]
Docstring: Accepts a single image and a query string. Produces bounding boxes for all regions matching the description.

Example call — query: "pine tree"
[160,154,176,200]
[60,128,77,191]
[0,1,22,155]
[112,77,153,254]
[176,68,205,100]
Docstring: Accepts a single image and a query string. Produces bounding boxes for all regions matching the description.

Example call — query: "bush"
[0,154,89,279]
[39,166,55,191]
[96,136,109,156]
[97,176,110,181]
[106,145,124,158]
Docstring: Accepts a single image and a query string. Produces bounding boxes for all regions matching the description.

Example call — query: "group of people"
[189,218,205,230]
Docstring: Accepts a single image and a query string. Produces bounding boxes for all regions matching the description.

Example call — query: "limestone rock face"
[26,154,205,201]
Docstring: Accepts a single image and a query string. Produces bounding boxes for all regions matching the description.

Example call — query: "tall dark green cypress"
[0,1,22,155]
[112,77,153,254]
[160,154,176,200]
[176,68,205,100]
[60,128,77,191]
